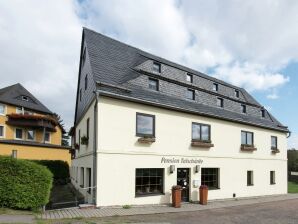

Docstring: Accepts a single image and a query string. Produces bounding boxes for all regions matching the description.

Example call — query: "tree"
[53,113,69,146]
[288,149,298,172]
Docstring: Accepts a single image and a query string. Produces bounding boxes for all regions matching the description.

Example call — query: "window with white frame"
[0,104,5,115]
[27,130,35,141]
[16,107,23,114]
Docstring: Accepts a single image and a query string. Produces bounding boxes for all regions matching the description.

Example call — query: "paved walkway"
[0,215,34,224]
[40,194,298,220]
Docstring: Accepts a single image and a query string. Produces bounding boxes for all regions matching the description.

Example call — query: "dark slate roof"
[82,28,288,132]
[0,83,52,114]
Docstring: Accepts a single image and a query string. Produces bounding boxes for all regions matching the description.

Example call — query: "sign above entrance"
[161,157,203,164]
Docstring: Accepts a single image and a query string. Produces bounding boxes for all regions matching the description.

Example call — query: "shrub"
[33,160,69,184]
[0,156,53,210]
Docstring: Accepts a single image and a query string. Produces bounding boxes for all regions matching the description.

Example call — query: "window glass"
[270,171,275,184]
[85,74,88,90]
[261,109,265,118]
[241,105,246,113]
[241,131,246,144]
[149,78,158,91]
[136,113,154,136]
[0,104,5,115]
[16,107,23,114]
[186,74,193,83]
[235,90,239,98]
[27,130,35,140]
[0,126,4,137]
[44,132,50,142]
[271,136,277,148]
[247,171,253,186]
[16,128,23,139]
[247,132,253,145]
[135,168,164,196]
[213,83,218,91]
[217,98,223,107]
[201,168,219,189]
[153,62,161,73]
[201,125,210,141]
[192,123,201,140]
[186,89,195,100]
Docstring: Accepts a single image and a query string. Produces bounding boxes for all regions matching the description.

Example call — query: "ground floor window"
[270,171,276,185]
[201,168,219,189]
[247,170,254,186]
[135,168,164,196]
[80,167,84,188]
[86,168,92,193]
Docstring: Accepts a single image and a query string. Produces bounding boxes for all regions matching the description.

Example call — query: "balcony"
[6,113,58,132]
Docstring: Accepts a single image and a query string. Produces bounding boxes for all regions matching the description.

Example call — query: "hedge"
[33,160,69,182]
[0,156,53,210]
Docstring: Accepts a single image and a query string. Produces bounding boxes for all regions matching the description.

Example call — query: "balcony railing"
[6,113,58,132]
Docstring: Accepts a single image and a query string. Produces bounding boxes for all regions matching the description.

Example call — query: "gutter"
[92,91,99,205]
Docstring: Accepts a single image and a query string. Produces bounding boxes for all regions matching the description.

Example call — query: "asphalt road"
[98,198,298,224]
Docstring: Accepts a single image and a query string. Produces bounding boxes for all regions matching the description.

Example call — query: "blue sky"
[0,0,297,148]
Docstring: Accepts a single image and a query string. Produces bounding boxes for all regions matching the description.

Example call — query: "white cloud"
[288,133,298,150]
[0,0,82,129]
[267,93,279,100]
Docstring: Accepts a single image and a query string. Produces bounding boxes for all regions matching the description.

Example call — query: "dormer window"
[235,90,240,98]
[217,98,224,108]
[82,48,86,66]
[186,73,193,83]
[241,104,247,114]
[213,83,218,92]
[153,62,161,73]
[79,89,82,101]
[149,78,159,91]
[186,89,195,100]
[261,109,265,118]
[85,74,88,90]
[22,96,29,101]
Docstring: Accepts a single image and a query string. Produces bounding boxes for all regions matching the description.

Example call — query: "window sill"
[191,140,214,148]
[137,137,156,143]
[241,145,257,151]
[135,193,165,198]
[270,183,276,185]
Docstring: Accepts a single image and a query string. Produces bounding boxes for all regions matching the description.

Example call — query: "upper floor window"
[241,131,254,146]
[15,128,23,140]
[79,89,82,102]
[213,83,218,92]
[149,78,159,91]
[261,109,265,118]
[186,73,193,83]
[153,62,161,73]
[0,125,4,138]
[235,90,240,98]
[241,104,247,114]
[192,123,211,142]
[0,104,5,115]
[27,130,35,141]
[85,74,88,90]
[136,113,155,137]
[217,98,224,108]
[16,107,23,114]
[186,89,195,100]
[271,136,277,149]
[44,132,51,143]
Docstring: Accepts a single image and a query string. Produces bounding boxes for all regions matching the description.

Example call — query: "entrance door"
[177,168,190,202]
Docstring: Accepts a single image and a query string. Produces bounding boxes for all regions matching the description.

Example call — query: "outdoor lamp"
[195,165,200,173]
[170,165,175,174]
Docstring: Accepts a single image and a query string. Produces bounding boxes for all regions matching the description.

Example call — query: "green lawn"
[288,181,298,193]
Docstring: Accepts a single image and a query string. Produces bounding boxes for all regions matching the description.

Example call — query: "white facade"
[71,96,287,207]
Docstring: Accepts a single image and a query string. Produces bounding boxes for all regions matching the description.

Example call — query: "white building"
[70,28,289,207]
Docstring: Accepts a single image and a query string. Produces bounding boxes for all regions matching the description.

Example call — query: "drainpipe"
[92,91,99,205]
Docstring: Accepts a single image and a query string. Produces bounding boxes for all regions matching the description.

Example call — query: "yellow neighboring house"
[0,83,71,164]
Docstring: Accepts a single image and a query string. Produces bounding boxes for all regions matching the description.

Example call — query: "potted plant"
[172,185,182,208]
[199,185,208,205]
[81,136,89,145]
